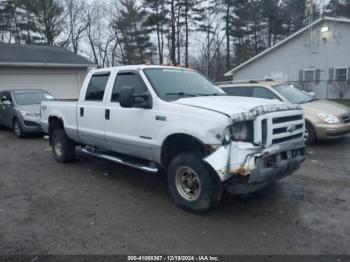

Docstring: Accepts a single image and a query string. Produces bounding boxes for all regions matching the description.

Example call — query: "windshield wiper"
[198,93,227,97]
[165,92,198,97]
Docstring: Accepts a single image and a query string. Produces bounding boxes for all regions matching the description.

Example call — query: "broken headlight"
[229,121,254,143]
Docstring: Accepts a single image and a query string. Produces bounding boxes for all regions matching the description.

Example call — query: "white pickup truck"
[41,65,306,213]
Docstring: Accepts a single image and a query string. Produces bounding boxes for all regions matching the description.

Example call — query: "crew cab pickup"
[41,65,306,213]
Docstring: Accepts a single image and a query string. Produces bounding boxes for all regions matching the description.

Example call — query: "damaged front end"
[204,104,307,195]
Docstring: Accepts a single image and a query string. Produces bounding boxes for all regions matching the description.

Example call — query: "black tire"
[52,129,76,163]
[305,122,316,146]
[167,153,223,214]
[13,119,25,138]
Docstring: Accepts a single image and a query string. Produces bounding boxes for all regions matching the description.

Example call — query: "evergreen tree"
[143,0,168,64]
[25,0,64,46]
[326,0,350,18]
[112,0,153,64]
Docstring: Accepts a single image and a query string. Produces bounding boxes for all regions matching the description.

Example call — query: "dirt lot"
[0,129,349,255]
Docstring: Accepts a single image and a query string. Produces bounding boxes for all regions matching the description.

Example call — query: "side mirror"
[120,86,135,108]
[1,100,12,106]
[308,92,316,97]
[120,86,152,109]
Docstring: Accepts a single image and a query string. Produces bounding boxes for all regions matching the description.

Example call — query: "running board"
[79,148,159,174]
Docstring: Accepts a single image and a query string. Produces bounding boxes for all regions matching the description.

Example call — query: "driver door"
[104,71,156,161]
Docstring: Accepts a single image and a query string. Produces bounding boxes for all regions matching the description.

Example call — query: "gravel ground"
[0,129,349,255]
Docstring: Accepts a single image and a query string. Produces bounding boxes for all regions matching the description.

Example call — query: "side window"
[85,73,110,101]
[1,92,12,102]
[253,87,278,100]
[111,73,147,102]
[224,86,253,97]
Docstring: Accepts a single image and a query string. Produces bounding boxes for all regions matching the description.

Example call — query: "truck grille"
[255,111,305,146]
[341,113,350,124]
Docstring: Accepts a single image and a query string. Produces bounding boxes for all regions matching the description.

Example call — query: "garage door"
[0,71,81,99]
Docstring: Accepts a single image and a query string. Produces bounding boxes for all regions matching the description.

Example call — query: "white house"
[0,43,95,99]
[225,17,350,99]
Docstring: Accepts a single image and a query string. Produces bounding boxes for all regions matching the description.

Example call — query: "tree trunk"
[185,0,189,67]
[171,0,176,65]
[225,3,230,71]
[155,4,163,64]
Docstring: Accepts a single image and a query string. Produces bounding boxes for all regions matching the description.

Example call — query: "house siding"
[232,21,350,99]
[0,67,89,99]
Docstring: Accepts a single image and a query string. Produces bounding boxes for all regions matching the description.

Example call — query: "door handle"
[80,107,84,117]
[105,109,110,120]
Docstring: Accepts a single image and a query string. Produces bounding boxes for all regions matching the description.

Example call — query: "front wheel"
[305,122,316,146]
[13,119,25,138]
[52,129,76,163]
[167,153,223,213]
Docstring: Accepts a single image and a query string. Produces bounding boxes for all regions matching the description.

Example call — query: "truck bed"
[40,100,79,141]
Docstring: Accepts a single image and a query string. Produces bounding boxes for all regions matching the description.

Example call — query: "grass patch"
[331,100,350,108]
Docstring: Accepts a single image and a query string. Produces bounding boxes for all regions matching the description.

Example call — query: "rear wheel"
[13,119,25,138]
[52,129,76,163]
[305,122,316,146]
[167,153,223,213]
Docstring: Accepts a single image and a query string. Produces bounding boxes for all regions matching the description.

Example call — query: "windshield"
[273,84,313,104]
[143,68,226,101]
[14,92,55,105]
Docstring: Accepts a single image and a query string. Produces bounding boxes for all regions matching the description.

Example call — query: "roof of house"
[0,43,95,68]
[224,16,350,77]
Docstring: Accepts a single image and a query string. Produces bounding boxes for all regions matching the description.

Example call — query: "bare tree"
[84,1,112,67]
[60,0,87,53]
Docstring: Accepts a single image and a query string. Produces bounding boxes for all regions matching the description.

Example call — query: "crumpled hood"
[174,96,285,116]
[16,104,41,114]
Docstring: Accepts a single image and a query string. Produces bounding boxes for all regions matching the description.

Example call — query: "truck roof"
[91,64,194,73]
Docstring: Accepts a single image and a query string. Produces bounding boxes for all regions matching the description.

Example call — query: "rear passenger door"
[77,72,111,148]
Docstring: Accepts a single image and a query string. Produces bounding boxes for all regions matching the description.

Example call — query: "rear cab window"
[253,87,280,100]
[223,86,254,97]
[85,72,111,102]
[224,85,281,101]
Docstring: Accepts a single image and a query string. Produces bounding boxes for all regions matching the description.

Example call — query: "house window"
[304,70,315,82]
[335,68,347,81]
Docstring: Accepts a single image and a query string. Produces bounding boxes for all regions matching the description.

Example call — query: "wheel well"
[305,119,315,131]
[48,116,64,143]
[305,119,317,138]
[161,134,209,168]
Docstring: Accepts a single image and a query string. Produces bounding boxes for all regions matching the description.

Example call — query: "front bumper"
[20,115,42,133]
[315,123,350,139]
[204,139,306,195]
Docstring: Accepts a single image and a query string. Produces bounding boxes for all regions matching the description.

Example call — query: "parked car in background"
[218,80,350,145]
[0,89,55,138]
[41,65,306,213]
